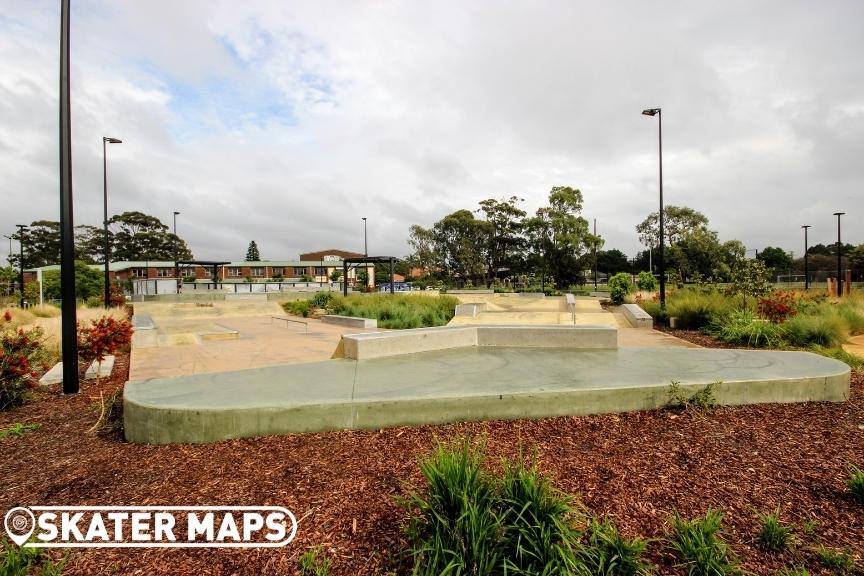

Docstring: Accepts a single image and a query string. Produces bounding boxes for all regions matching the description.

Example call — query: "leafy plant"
[1,326,47,411]
[757,291,798,323]
[0,423,40,439]
[814,546,855,573]
[756,508,791,552]
[636,271,657,292]
[727,259,771,309]
[666,381,718,411]
[609,273,634,305]
[77,316,134,382]
[1,537,66,576]
[707,309,783,347]
[668,509,741,576]
[310,292,336,309]
[282,300,313,317]
[299,546,332,576]
[846,464,864,504]
[800,519,818,538]
[582,517,655,575]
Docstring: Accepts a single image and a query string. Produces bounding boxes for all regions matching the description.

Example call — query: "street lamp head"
[104,137,122,144]
[174,211,180,216]
[642,108,660,117]
[362,217,367,221]
[833,212,845,216]
[802,225,810,229]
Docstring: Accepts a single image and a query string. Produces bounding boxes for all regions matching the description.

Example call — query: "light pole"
[801,225,810,290]
[102,136,122,308]
[16,225,27,308]
[173,211,180,283]
[593,219,598,290]
[362,217,368,257]
[834,212,845,297]
[642,107,665,311]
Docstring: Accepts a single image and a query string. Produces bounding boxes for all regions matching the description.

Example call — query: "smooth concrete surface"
[455,303,487,317]
[341,325,617,360]
[84,355,115,379]
[621,304,653,329]
[843,334,864,358]
[322,315,378,329]
[124,347,851,444]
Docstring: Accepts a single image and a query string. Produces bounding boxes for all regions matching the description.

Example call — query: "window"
[228,267,242,277]
[293,267,306,276]
[201,268,212,277]
[250,267,265,277]
[130,268,147,278]
[271,267,284,276]
[156,268,172,278]
[315,267,327,276]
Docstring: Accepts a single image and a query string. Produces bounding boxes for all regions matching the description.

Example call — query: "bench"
[620,304,653,329]
[271,316,309,333]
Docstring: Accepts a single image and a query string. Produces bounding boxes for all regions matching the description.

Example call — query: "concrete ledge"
[475,325,617,349]
[322,315,378,329]
[447,289,494,294]
[124,348,850,444]
[343,326,477,360]
[621,304,653,329]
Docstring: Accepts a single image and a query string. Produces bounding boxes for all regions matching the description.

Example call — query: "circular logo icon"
[4,507,35,546]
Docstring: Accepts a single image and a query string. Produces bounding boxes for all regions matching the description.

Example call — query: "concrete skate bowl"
[124,325,850,444]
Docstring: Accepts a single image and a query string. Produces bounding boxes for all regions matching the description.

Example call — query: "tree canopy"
[245,240,261,261]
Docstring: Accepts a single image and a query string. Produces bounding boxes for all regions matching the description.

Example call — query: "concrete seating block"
[322,315,377,329]
[621,304,653,329]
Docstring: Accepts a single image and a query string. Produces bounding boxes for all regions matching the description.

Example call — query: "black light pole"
[173,211,180,281]
[362,217,368,257]
[60,0,79,394]
[102,136,122,308]
[642,107,665,311]
[834,212,845,297]
[593,219,598,289]
[16,225,27,308]
[802,225,810,290]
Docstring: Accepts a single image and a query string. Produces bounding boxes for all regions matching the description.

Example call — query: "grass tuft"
[0,423,41,440]
[756,508,791,552]
[846,464,864,504]
[299,546,332,576]
[814,546,855,573]
[582,517,655,575]
[668,509,741,576]
[666,381,719,411]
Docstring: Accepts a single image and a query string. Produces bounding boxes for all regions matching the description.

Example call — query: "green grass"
[1,537,66,576]
[668,509,741,576]
[776,567,809,576]
[299,547,332,576]
[846,464,864,504]
[0,423,40,439]
[814,546,855,573]
[639,289,736,330]
[800,519,818,538]
[582,517,655,575]
[756,509,792,552]
[666,382,719,411]
[781,314,846,348]
[706,310,784,347]
[330,294,459,329]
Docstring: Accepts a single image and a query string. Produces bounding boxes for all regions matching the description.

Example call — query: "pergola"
[176,260,230,289]
[342,256,399,296]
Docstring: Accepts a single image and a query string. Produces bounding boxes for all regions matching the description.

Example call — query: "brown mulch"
[654,324,746,349]
[1,355,863,575]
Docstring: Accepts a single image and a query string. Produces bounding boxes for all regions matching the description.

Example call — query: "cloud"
[0,0,862,268]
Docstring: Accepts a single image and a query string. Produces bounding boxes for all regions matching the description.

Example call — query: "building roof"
[26,258,372,273]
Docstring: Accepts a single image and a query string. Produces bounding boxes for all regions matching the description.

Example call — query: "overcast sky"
[1,0,862,264]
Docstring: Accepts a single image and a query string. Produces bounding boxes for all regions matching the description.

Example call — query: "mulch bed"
[1,353,863,574]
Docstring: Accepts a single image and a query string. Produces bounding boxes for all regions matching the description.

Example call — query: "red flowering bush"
[1,327,45,410]
[77,317,134,366]
[757,290,799,323]
[100,284,127,307]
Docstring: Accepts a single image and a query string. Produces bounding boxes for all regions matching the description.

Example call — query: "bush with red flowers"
[757,290,799,323]
[1,326,45,410]
[77,316,134,367]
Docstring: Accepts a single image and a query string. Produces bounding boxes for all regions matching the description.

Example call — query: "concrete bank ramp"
[125,324,850,444]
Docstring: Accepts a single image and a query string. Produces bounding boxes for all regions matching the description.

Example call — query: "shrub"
[756,508,791,552]
[727,259,771,309]
[814,546,855,573]
[328,294,458,329]
[310,292,336,309]
[609,273,633,305]
[299,547,332,576]
[282,300,313,318]
[667,381,719,411]
[582,517,655,575]
[846,464,864,504]
[636,271,657,292]
[638,289,735,330]
[77,317,134,368]
[1,536,65,576]
[668,509,741,576]
[707,310,783,347]
[1,327,46,411]
[781,314,845,348]
[758,291,798,323]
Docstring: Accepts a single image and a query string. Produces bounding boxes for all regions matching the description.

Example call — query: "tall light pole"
[102,136,122,308]
[16,225,27,308]
[834,212,845,297]
[593,219,598,290]
[173,211,180,283]
[362,217,368,257]
[60,0,79,394]
[642,107,665,311]
[801,225,810,290]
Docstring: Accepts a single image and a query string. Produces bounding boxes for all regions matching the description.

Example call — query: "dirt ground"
[1,351,863,574]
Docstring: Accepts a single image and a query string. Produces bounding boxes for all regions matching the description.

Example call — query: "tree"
[848,244,864,279]
[636,205,709,249]
[108,211,193,262]
[432,209,491,284]
[596,249,630,275]
[245,240,261,262]
[74,225,108,264]
[476,196,526,284]
[42,261,104,301]
[728,259,771,309]
[8,221,61,269]
[757,247,793,276]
